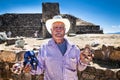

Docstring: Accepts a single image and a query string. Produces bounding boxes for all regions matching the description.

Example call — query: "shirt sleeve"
[30,45,45,75]
[76,47,88,71]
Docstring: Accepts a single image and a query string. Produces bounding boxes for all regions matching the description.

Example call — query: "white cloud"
[103,25,120,33]
[109,25,120,33]
[111,25,120,29]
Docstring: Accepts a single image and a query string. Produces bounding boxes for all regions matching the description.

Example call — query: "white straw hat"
[45,15,70,34]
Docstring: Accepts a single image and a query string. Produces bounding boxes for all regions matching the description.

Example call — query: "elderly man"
[25,15,93,80]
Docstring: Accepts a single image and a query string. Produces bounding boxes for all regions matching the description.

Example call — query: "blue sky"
[0,0,120,33]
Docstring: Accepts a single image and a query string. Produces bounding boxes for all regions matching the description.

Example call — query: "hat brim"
[45,19,70,34]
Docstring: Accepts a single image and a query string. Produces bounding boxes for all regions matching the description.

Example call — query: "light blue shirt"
[31,38,87,80]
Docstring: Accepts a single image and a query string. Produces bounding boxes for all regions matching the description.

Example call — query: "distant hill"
[115,32,120,34]
[108,32,120,34]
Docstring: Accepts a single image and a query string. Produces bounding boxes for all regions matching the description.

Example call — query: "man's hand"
[80,45,94,64]
[23,63,32,73]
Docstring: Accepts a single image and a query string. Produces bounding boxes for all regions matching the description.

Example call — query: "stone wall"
[0,62,119,80]
[94,45,120,61]
[62,14,103,34]
[0,47,120,80]
[78,66,120,80]
[42,2,60,21]
[0,16,3,27]
[0,2,103,38]
[42,2,60,38]
[62,14,77,34]
[0,13,42,37]
[76,25,103,34]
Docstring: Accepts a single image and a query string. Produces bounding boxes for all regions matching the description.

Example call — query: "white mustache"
[55,32,63,35]
[55,32,63,36]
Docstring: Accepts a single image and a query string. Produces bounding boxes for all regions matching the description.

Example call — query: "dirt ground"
[0,34,120,51]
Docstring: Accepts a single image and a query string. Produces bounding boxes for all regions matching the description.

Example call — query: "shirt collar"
[48,38,75,49]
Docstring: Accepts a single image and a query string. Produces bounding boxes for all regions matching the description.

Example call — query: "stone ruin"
[0,14,42,37]
[0,44,120,80]
[0,2,103,38]
[1,2,119,80]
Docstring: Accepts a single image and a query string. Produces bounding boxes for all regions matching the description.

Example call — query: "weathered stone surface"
[110,50,120,61]
[42,2,60,21]
[76,19,103,34]
[0,50,16,62]
[105,69,116,78]
[0,2,103,38]
[95,69,105,76]
[62,14,77,34]
[116,70,120,79]
[6,39,17,45]
[94,77,100,80]
[88,74,96,80]
[81,72,89,79]
[115,47,120,51]
[84,66,96,73]
[15,51,26,62]
[0,14,42,37]
[0,41,120,80]
[94,49,104,60]
[0,16,3,27]
[0,62,119,80]
[42,2,60,38]
[94,44,120,61]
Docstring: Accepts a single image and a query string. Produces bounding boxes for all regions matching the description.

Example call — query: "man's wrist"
[79,60,88,66]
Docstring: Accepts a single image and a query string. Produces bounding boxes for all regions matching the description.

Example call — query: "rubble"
[0,34,120,80]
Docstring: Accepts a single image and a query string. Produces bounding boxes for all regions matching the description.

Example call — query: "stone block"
[94,49,104,60]
[0,50,16,62]
[95,69,105,76]
[6,39,17,45]
[88,74,95,80]
[105,69,115,78]
[116,70,120,79]
[81,72,89,79]
[109,50,120,61]
[84,66,96,73]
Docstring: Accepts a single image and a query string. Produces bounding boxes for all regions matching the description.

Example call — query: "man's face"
[51,21,65,40]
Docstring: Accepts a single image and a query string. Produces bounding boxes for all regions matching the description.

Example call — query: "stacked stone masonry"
[0,14,42,37]
[0,13,103,38]
[0,62,119,80]
[0,44,120,80]
[0,3,103,38]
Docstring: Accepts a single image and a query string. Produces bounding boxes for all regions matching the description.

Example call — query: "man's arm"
[23,45,45,75]
[30,45,45,75]
[76,48,88,71]
[77,45,93,71]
